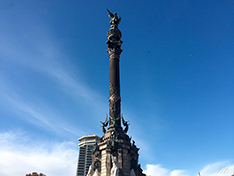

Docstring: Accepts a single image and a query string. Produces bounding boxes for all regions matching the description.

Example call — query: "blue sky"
[0,0,234,176]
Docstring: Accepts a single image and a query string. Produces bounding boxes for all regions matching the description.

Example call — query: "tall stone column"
[89,10,146,176]
[106,10,123,129]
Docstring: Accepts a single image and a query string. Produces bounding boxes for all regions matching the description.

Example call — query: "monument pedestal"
[98,129,131,176]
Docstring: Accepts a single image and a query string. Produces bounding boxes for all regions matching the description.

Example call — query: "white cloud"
[0,130,78,176]
[144,164,169,176]
[1,131,234,176]
[144,162,234,176]
[143,164,188,176]
[171,170,189,176]
[199,162,234,176]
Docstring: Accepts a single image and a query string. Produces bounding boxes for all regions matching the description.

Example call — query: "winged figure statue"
[107,9,121,26]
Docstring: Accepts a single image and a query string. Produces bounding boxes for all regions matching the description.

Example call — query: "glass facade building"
[76,135,100,176]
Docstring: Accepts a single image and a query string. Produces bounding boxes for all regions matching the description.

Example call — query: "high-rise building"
[76,135,100,176]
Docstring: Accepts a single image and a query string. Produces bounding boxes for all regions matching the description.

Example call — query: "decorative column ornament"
[106,9,123,129]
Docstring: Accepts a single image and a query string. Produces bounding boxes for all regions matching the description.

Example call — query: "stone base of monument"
[89,126,145,176]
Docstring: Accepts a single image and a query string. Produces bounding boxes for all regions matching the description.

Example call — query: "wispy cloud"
[143,162,234,176]
[47,65,106,115]
[0,25,106,111]
[199,162,234,176]
[0,79,84,138]
[0,19,107,135]
[143,164,189,176]
[0,130,78,176]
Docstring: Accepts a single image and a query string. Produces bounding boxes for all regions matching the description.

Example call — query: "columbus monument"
[86,10,146,176]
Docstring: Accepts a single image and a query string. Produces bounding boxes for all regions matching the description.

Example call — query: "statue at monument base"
[130,169,136,176]
[93,169,100,176]
[86,166,92,176]
[111,156,119,176]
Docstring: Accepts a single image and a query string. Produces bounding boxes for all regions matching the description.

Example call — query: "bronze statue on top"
[107,9,121,27]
